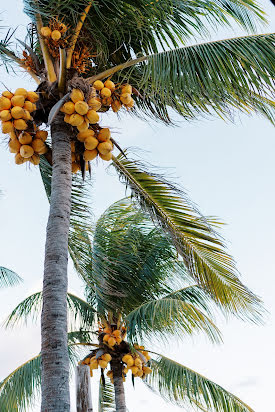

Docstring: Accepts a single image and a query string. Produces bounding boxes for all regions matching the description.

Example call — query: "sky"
[0,1,275,411]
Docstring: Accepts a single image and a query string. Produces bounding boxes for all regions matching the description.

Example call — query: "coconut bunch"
[0,88,38,134]
[81,353,112,377]
[92,80,135,112]
[40,20,67,57]
[8,129,48,165]
[102,325,126,348]
[122,347,152,380]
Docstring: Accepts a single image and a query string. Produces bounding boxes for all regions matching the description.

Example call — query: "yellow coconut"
[75,101,89,115]
[131,366,139,375]
[2,121,14,134]
[111,100,122,113]
[11,106,25,119]
[11,95,25,107]
[77,129,95,142]
[77,120,89,133]
[32,139,47,154]
[19,132,32,145]
[93,80,104,91]
[134,358,142,367]
[84,136,98,150]
[0,97,12,110]
[14,119,28,130]
[14,152,26,165]
[122,355,131,363]
[9,139,21,153]
[100,87,112,98]
[99,152,112,161]
[120,93,132,105]
[51,30,61,41]
[72,162,80,173]
[61,101,75,115]
[2,91,13,99]
[123,367,129,374]
[126,358,134,368]
[24,101,36,112]
[113,330,121,338]
[36,130,48,141]
[88,97,101,111]
[20,144,34,158]
[108,337,116,347]
[86,110,99,124]
[27,91,39,103]
[90,360,99,370]
[9,130,17,140]
[116,336,122,344]
[143,366,152,374]
[41,26,52,37]
[64,114,71,123]
[29,154,40,165]
[125,98,134,108]
[104,80,116,91]
[0,110,12,122]
[121,84,132,94]
[102,353,112,362]
[14,88,28,98]
[23,110,31,121]
[83,149,97,161]
[98,360,108,369]
[97,142,112,155]
[70,89,84,103]
[97,128,111,142]
[71,141,76,152]
[69,113,84,127]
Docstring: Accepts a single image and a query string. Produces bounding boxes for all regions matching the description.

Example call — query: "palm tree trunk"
[76,365,93,412]
[41,115,72,411]
[112,360,126,412]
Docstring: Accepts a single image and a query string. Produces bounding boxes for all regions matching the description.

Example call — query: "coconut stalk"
[40,114,72,411]
[76,365,93,412]
[66,1,93,69]
[35,12,57,82]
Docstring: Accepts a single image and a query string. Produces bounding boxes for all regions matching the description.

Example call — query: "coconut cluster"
[122,345,152,380]
[0,88,48,165]
[102,326,126,348]
[92,80,135,112]
[82,353,112,377]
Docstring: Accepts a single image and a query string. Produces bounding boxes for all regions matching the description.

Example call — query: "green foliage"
[98,379,116,412]
[111,155,263,322]
[0,267,22,288]
[146,354,253,411]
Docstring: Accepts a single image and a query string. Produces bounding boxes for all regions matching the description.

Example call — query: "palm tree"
[1,199,259,411]
[0,0,274,409]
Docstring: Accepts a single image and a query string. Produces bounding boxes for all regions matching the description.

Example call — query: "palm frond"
[146,353,254,412]
[125,296,222,343]
[98,379,116,412]
[0,267,22,288]
[111,154,263,322]
[0,355,41,412]
[4,291,96,330]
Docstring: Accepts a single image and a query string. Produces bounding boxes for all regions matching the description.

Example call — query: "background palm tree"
[1,0,274,409]
[1,199,258,412]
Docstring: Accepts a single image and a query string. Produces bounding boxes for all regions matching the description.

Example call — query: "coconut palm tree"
[1,199,258,412]
[0,0,274,409]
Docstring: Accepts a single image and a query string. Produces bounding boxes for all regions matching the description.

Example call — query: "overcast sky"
[0,1,275,411]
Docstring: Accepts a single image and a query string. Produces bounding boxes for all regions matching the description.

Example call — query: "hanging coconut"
[69,113,84,127]
[84,136,98,150]
[120,93,132,105]
[121,84,132,94]
[97,141,112,155]
[83,149,97,161]
[29,154,40,165]
[93,80,104,91]
[20,145,34,158]
[86,110,99,124]
[2,121,13,134]
[70,89,84,103]
[14,152,26,164]
[104,80,116,92]
[14,119,28,130]
[87,97,101,111]
[9,139,21,153]
[19,132,32,145]
[51,30,61,41]
[2,91,13,99]
[61,101,75,115]
[36,130,48,141]
[97,128,111,142]
[27,91,39,103]
[11,95,25,107]
[77,119,89,132]
[0,110,12,121]
[77,129,95,142]
[23,101,36,112]
[99,152,112,161]
[11,106,25,119]
[14,88,28,98]
[40,26,52,37]
[0,97,12,110]
[100,87,112,98]
[75,101,89,115]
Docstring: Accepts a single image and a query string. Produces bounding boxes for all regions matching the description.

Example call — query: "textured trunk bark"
[41,116,72,411]
[76,365,93,412]
[112,361,126,412]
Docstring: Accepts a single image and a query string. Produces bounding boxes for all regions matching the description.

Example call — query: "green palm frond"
[0,267,22,288]
[98,379,116,412]
[4,291,96,330]
[39,156,94,285]
[96,33,275,123]
[22,0,265,71]
[111,154,263,322]
[125,296,222,343]
[0,355,41,412]
[146,353,254,412]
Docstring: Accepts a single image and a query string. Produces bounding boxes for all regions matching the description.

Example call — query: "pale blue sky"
[0,1,275,411]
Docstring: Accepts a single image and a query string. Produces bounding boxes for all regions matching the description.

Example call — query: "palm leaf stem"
[58,48,67,93]
[0,47,40,84]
